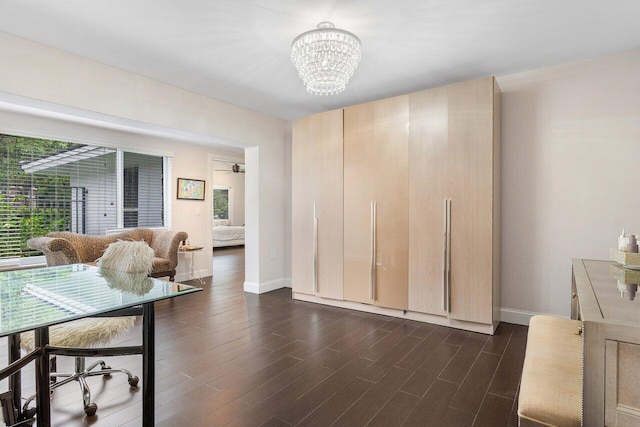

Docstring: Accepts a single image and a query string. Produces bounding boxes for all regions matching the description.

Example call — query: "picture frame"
[177,178,205,200]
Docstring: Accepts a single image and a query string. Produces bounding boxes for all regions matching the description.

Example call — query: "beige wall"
[2,28,640,318]
[0,31,288,290]
[497,48,640,321]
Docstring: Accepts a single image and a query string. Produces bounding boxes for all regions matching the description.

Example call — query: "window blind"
[0,134,116,258]
[123,152,164,228]
[0,133,167,261]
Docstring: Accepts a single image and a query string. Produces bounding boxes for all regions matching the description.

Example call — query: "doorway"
[211,157,246,285]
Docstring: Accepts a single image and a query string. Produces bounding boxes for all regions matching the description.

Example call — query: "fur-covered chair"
[21,240,155,417]
[27,228,187,281]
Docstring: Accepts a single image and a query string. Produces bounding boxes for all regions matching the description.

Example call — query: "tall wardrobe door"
[315,109,344,300]
[343,103,376,304]
[447,78,495,324]
[343,96,409,310]
[292,114,317,296]
[372,96,409,310]
[408,86,450,315]
[292,109,343,298]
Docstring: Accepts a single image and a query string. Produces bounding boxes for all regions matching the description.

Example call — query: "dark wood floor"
[1,247,527,426]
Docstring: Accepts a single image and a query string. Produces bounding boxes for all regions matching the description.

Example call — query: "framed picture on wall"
[177,178,205,200]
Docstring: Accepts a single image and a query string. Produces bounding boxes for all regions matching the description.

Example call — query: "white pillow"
[96,240,154,274]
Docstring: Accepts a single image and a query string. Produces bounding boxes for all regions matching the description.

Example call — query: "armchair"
[27,228,188,281]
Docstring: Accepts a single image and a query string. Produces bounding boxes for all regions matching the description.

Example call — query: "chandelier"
[291,22,362,96]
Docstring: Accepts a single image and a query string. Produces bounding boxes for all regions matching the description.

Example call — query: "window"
[123,166,139,228]
[0,133,169,260]
[213,187,230,221]
[123,152,164,229]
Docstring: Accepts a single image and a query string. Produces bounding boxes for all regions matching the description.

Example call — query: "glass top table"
[580,259,640,326]
[0,263,199,338]
[0,263,201,427]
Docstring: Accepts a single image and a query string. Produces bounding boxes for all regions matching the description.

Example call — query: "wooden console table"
[572,259,640,426]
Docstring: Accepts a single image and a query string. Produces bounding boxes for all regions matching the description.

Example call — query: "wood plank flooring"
[0,247,528,426]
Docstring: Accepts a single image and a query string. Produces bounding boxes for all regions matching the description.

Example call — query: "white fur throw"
[96,240,154,274]
[20,317,136,352]
[100,269,154,295]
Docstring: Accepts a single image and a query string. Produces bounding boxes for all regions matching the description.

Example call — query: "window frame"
[212,185,233,224]
[0,131,173,266]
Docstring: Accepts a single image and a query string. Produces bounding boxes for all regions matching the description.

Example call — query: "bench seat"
[518,315,582,427]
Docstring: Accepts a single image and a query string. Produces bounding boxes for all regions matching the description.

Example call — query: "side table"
[179,245,204,283]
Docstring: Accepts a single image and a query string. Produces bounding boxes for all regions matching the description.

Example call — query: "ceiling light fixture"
[291,21,362,96]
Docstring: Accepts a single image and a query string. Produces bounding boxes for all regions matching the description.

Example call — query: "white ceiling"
[0,0,639,120]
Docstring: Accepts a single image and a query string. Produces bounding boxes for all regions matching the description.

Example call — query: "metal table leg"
[8,334,21,420]
[142,302,155,427]
[35,327,50,427]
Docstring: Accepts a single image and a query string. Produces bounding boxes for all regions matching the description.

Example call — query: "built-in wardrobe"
[292,76,501,334]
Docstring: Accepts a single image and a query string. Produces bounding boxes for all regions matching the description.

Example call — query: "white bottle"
[619,228,631,251]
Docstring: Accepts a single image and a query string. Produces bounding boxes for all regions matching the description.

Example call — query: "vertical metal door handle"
[313,203,318,293]
[443,199,448,312]
[446,199,452,313]
[370,201,377,301]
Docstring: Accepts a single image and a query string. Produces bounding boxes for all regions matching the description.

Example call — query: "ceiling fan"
[214,162,245,174]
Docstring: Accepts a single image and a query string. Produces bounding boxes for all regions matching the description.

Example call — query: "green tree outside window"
[213,188,229,220]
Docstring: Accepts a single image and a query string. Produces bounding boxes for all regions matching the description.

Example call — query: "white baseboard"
[499,307,565,326]
[244,278,290,294]
[177,270,558,327]
[293,292,497,335]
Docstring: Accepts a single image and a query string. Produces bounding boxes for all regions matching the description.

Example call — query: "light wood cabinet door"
[344,96,409,310]
[343,103,375,304]
[408,77,499,326]
[408,85,450,316]
[447,77,495,324]
[292,109,344,299]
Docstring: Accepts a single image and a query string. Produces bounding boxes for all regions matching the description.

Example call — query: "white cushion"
[96,240,154,274]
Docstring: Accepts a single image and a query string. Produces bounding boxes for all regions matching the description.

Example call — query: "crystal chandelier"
[291,22,362,96]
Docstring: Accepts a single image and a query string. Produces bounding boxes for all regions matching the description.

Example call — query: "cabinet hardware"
[313,203,318,293]
[443,199,448,311]
[370,201,377,301]
[443,198,452,312]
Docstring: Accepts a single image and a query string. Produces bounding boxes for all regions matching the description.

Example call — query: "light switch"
[195,207,202,216]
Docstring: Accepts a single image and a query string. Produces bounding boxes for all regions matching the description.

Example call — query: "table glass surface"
[0,264,200,337]
[583,259,640,326]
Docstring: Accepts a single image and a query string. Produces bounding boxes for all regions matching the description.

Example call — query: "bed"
[212,220,245,248]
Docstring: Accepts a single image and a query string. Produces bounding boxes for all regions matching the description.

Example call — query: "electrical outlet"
[270,248,276,259]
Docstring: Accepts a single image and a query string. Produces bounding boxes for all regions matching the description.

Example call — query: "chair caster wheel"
[23,407,37,419]
[129,376,139,387]
[101,365,112,377]
[84,402,98,417]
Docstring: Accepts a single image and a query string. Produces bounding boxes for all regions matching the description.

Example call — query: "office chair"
[21,240,154,417]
